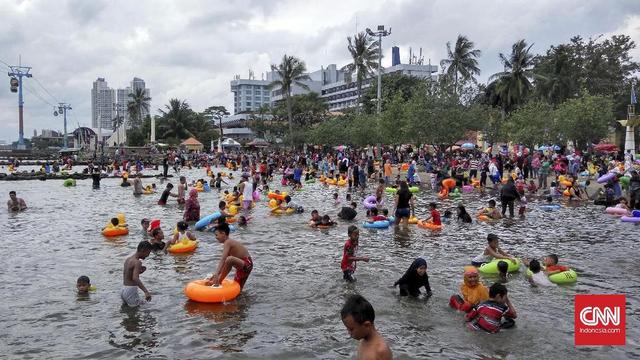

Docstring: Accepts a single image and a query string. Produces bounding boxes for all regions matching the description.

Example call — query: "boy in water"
[76,275,93,294]
[472,233,516,266]
[7,191,27,212]
[158,183,177,205]
[465,283,517,333]
[480,199,502,220]
[205,223,253,290]
[121,241,153,307]
[149,227,166,252]
[341,225,369,282]
[341,294,392,360]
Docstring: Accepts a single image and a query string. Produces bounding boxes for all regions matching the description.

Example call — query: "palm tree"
[489,39,539,112]
[342,32,379,112]
[112,114,125,145]
[268,55,311,144]
[440,35,481,95]
[127,88,151,128]
[157,99,194,141]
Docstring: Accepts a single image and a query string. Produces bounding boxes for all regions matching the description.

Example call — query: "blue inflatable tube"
[363,220,391,229]
[195,211,222,230]
[539,204,561,211]
[206,224,237,232]
[203,182,211,192]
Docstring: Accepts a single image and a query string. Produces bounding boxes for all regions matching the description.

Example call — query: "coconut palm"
[440,35,481,96]
[127,87,151,128]
[342,32,380,112]
[268,55,311,144]
[112,114,125,145]
[489,39,540,112]
[157,99,194,141]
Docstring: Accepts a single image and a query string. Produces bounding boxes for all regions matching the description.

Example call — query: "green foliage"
[555,92,615,149]
[505,101,557,147]
[440,34,482,95]
[362,73,426,114]
[343,32,380,112]
[269,54,311,143]
[127,116,151,146]
[127,88,151,128]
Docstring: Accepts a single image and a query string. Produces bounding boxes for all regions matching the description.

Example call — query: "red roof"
[180,137,203,146]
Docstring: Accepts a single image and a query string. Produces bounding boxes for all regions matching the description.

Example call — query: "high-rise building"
[230,73,272,114]
[129,77,151,126]
[116,88,130,127]
[91,78,115,129]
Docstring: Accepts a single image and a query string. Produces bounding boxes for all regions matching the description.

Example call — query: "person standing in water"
[132,173,144,196]
[341,295,392,360]
[120,241,153,307]
[7,191,27,212]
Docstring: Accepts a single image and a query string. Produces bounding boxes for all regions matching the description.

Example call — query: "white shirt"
[531,271,554,286]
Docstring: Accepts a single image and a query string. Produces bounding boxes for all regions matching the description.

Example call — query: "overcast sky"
[0,0,639,142]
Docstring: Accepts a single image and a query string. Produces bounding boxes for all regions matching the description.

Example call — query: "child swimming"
[340,295,392,360]
[393,258,432,298]
[465,283,517,333]
[205,223,253,290]
[341,225,369,282]
[471,234,516,267]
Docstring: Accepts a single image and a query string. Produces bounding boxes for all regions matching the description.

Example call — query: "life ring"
[462,185,474,193]
[539,204,561,211]
[478,258,520,274]
[476,214,496,222]
[272,208,295,215]
[363,195,378,209]
[438,188,449,199]
[362,220,390,229]
[560,180,573,187]
[401,163,409,171]
[548,269,578,284]
[267,192,287,201]
[63,179,76,187]
[325,178,337,185]
[562,189,571,197]
[408,216,418,224]
[252,190,261,202]
[227,205,239,216]
[102,227,129,237]
[605,207,629,216]
[337,179,347,187]
[385,187,398,194]
[195,186,204,192]
[268,199,278,208]
[596,172,615,184]
[442,178,456,190]
[416,219,442,231]
[195,211,221,230]
[184,279,241,303]
[408,186,420,193]
[143,189,155,195]
[168,240,198,254]
[471,179,481,188]
[316,223,335,229]
[450,188,461,198]
[621,215,640,223]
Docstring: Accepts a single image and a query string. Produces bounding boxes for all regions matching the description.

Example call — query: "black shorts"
[343,269,355,282]
[395,208,410,218]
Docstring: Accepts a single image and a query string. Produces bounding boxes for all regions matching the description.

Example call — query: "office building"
[230,73,272,114]
[91,78,115,129]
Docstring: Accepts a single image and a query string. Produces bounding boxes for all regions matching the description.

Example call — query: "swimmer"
[319,214,336,227]
[465,283,517,333]
[340,295,392,360]
[419,202,442,225]
[121,241,153,307]
[471,233,516,267]
[393,258,432,297]
[337,202,358,221]
[367,208,387,222]
[76,275,94,294]
[497,261,509,283]
[7,191,27,212]
[205,223,253,290]
[449,266,489,312]
[164,221,196,253]
[309,210,321,227]
[525,259,554,287]
[442,210,452,224]
[158,183,177,205]
[479,199,502,220]
[238,215,250,226]
[333,192,340,205]
[341,225,369,282]
[149,227,166,251]
[103,217,126,231]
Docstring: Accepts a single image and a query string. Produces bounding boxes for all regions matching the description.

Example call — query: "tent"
[180,137,203,152]
[246,138,270,147]
[221,138,241,148]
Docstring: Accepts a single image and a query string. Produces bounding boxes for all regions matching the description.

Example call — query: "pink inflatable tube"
[605,207,629,216]
[597,172,615,184]
[363,195,378,209]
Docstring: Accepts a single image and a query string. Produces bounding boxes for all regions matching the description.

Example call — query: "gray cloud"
[0,0,638,142]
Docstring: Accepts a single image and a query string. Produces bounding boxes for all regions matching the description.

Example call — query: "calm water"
[1,166,639,359]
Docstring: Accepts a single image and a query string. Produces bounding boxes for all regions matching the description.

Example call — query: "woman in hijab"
[393,258,432,297]
[449,266,489,312]
[456,204,473,223]
[184,189,200,222]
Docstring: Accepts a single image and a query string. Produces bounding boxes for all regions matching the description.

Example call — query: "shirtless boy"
[205,223,253,290]
[341,294,392,360]
[120,241,153,307]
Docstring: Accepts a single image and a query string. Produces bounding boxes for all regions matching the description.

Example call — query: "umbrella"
[461,143,475,150]
[594,143,618,153]
[446,145,461,152]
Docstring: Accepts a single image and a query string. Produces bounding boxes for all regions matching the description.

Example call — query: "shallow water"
[1,166,639,359]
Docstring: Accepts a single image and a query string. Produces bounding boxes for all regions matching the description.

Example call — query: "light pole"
[366,25,391,115]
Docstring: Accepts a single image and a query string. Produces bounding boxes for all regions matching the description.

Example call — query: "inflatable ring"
[252,190,261,202]
[401,163,409,171]
[102,227,129,237]
[225,216,237,224]
[438,188,449,199]
[168,240,198,254]
[305,178,316,184]
[450,189,461,198]
[325,178,337,185]
[316,224,335,229]
[539,204,561,211]
[462,185,474,193]
[63,179,76,187]
[560,180,573,187]
[621,216,640,223]
[548,269,578,284]
[620,176,630,188]
[272,208,295,215]
[442,178,456,190]
[195,211,222,230]
[268,199,278,208]
[605,207,629,216]
[562,189,571,197]
[195,186,204,192]
[476,214,493,222]
[596,172,615,184]
[337,179,347,187]
[385,187,398,194]
[228,205,239,216]
[184,279,241,303]
[409,186,420,193]
[417,219,442,231]
[363,195,378,209]
[267,192,287,201]
[408,216,418,224]
[362,220,390,229]
[478,258,520,274]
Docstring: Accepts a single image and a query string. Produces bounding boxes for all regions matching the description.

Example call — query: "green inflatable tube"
[63,178,76,187]
[478,258,520,274]
[548,269,578,284]
[620,176,630,189]
[385,187,419,193]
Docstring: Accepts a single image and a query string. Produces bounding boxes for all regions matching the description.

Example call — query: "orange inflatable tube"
[417,220,443,231]
[168,240,198,254]
[102,227,129,237]
[442,178,456,190]
[438,188,449,199]
[184,279,241,303]
[267,192,287,201]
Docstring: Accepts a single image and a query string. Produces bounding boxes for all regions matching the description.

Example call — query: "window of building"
[246,102,252,106]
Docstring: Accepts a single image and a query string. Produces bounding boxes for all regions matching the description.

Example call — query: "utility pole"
[54,103,72,149]
[7,63,33,149]
[366,25,391,115]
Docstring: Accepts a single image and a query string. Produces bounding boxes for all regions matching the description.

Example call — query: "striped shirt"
[465,300,515,333]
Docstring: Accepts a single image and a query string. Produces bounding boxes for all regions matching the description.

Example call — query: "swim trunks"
[234,256,253,289]
[120,286,145,307]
